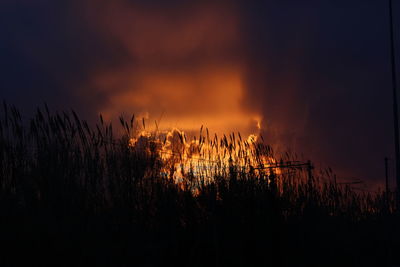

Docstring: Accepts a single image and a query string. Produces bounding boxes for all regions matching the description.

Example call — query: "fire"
[85,1,273,186]
[128,124,280,187]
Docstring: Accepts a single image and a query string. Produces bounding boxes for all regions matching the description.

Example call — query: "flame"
[128,125,280,189]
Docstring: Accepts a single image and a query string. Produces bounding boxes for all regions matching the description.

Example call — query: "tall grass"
[0,103,398,267]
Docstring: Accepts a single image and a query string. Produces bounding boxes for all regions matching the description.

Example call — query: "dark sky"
[1,0,399,188]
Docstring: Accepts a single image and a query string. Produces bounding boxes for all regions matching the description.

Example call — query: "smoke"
[239,1,396,183]
[76,0,261,134]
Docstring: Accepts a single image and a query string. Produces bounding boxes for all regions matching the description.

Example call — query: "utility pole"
[385,157,390,210]
[389,0,400,211]
[307,160,314,195]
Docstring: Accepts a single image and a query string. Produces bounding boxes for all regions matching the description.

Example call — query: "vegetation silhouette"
[0,103,399,267]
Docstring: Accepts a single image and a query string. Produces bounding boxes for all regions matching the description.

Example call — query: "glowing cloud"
[84,0,261,135]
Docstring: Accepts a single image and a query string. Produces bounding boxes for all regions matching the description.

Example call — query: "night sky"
[1,0,399,188]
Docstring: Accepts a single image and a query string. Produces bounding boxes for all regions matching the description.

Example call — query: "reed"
[0,103,397,267]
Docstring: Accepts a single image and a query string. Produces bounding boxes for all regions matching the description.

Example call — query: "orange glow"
[84,1,262,136]
[97,65,262,134]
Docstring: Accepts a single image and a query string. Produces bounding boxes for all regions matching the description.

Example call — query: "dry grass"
[0,103,398,267]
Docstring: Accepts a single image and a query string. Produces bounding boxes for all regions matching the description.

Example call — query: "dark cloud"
[237,1,400,184]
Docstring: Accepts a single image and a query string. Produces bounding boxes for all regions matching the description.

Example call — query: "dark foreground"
[0,105,399,267]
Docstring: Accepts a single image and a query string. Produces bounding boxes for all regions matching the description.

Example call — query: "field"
[0,103,399,267]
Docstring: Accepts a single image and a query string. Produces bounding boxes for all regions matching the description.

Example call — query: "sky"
[0,0,399,188]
